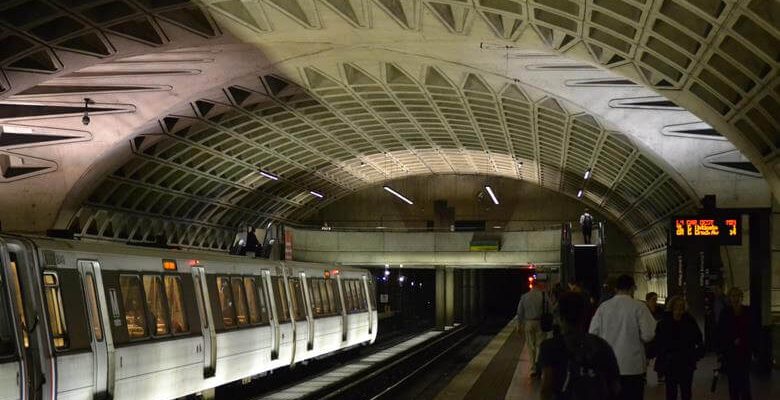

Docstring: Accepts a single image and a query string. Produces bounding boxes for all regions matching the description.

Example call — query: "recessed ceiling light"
[484,185,499,205]
[259,170,279,180]
[383,186,413,205]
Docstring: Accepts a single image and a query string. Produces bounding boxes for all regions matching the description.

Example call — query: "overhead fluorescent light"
[485,185,499,205]
[584,168,591,180]
[383,186,413,205]
[577,189,584,198]
[259,170,279,180]
[309,190,324,198]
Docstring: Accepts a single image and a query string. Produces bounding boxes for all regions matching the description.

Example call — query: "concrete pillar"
[435,266,446,330]
[477,271,485,322]
[445,267,455,326]
[454,269,463,323]
[469,270,478,323]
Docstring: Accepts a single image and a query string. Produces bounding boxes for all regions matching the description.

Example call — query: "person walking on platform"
[539,292,620,400]
[516,282,549,378]
[654,296,704,400]
[645,292,665,383]
[717,287,752,400]
[579,209,594,244]
[589,275,657,400]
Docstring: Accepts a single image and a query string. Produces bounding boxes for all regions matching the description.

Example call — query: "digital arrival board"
[671,216,741,246]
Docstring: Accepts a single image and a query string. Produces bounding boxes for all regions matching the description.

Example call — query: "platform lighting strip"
[584,168,591,180]
[577,189,584,198]
[383,186,414,205]
[484,185,499,205]
[259,169,325,199]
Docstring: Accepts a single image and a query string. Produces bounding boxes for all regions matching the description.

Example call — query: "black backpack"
[582,214,593,229]
[559,335,614,400]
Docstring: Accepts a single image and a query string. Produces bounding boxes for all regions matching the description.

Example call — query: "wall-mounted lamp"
[259,170,279,180]
[484,185,499,205]
[383,186,413,205]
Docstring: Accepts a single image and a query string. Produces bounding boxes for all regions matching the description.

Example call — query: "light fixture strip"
[309,190,324,198]
[584,168,591,180]
[383,186,413,205]
[259,170,279,180]
[577,189,584,198]
[485,185,499,205]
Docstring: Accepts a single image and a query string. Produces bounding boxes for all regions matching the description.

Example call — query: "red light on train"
[331,269,340,276]
[188,259,200,267]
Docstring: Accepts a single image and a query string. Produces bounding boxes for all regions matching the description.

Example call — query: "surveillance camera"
[82,115,90,125]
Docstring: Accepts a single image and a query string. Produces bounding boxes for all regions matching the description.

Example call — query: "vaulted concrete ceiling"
[0,0,777,276]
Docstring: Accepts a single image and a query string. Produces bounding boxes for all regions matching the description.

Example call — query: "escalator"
[561,221,606,300]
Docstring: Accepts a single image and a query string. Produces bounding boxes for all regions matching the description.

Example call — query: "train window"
[84,273,104,342]
[120,275,148,339]
[367,278,376,308]
[8,261,29,348]
[143,275,170,336]
[216,277,236,328]
[288,278,306,320]
[43,272,69,350]
[243,278,262,325]
[272,277,290,322]
[326,279,341,314]
[164,276,189,334]
[343,280,355,312]
[0,275,15,356]
[356,281,367,310]
[309,279,323,316]
[256,276,271,324]
[230,277,249,326]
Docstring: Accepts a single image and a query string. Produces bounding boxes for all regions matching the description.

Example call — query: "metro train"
[0,234,378,400]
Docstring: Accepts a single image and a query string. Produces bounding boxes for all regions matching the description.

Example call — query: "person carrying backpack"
[539,292,620,400]
[579,209,594,244]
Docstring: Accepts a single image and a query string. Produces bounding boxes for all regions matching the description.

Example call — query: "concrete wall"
[288,228,560,266]
[304,174,639,274]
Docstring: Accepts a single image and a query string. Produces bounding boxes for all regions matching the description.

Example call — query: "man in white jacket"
[589,275,657,400]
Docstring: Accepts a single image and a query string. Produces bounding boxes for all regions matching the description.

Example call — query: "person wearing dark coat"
[654,296,703,400]
[717,287,752,400]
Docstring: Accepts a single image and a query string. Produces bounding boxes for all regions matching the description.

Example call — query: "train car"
[0,234,377,400]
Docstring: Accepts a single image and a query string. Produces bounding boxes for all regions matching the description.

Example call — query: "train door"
[361,276,373,335]
[77,261,114,399]
[191,267,216,377]
[335,275,347,342]
[299,274,314,351]
[0,238,24,400]
[0,237,51,400]
[259,271,279,360]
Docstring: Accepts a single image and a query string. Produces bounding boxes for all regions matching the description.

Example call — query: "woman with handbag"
[654,296,704,400]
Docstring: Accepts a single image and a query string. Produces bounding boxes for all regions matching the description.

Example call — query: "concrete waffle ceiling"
[0,0,777,276]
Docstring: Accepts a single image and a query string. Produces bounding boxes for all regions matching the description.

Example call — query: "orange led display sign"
[671,216,741,245]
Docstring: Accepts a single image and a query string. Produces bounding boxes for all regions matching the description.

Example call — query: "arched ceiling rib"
[72,64,695,254]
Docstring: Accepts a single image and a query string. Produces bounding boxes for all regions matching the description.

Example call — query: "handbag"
[540,292,554,332]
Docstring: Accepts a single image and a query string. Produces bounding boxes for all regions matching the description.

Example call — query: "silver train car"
[0,234,378,400]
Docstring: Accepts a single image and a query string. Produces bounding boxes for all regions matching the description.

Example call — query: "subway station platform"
[436,322,779,400]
